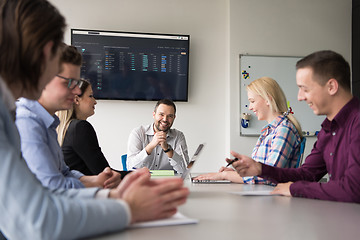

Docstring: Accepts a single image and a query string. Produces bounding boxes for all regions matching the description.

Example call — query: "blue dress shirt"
[15,98,85,189]
[0,77,129,239]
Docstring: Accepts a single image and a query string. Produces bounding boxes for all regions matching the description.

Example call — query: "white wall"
[228,0,352,161]
[50,0,351,171]
[50,0,229,171]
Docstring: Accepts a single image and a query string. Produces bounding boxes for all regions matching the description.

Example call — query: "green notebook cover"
[150,170,175,176]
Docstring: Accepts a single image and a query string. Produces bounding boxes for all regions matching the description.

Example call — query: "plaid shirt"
[243,115,301,184]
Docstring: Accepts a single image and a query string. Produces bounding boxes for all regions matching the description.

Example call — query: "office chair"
[121,154,127,171]
[295,137,306,168]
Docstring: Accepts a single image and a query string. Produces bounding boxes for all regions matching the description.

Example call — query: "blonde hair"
[56,79,91,146]
[246,77,303,138]
[56,108,75,146]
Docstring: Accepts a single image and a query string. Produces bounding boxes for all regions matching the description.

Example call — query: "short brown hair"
[0,0,66,92]
[60,45,82,66]
[296,50,351,92]
[154,99,176,114]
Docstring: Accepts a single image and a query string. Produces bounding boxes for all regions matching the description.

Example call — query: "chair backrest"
[295,137,306,168]
[121,154,127,171]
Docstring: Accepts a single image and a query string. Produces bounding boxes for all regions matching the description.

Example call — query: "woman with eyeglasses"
[56,78,113,176]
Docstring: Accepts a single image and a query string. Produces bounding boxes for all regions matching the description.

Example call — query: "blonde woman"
[57,79,111,175]
[194,77,303,184]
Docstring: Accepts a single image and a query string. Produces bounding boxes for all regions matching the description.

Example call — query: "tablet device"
[181,143,205,180]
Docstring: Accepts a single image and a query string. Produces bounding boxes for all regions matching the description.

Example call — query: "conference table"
[91,176,360,240]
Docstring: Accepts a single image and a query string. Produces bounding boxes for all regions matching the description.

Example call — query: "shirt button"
[332,132,336,136]
[155,165,158,167]
[157,153,160,155]
[330,152,333,156]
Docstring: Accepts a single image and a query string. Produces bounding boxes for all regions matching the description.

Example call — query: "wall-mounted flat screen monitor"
[71,29,190,101]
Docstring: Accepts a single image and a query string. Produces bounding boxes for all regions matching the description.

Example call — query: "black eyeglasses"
[56,75,84,89]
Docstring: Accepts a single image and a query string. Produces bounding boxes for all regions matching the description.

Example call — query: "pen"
[225,158,238,168]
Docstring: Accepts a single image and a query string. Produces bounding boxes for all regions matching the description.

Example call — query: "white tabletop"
[90,177,360,240]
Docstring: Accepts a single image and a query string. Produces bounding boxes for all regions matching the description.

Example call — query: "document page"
[230,190,281,196]
[129,212,198,228]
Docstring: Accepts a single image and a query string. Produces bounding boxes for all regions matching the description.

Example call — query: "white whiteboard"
[240,55,324,136]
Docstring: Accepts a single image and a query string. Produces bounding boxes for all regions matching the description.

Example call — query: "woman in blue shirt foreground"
[194,77,303,184]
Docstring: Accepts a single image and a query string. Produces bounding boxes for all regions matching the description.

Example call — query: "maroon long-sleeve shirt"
[260,97,360,203]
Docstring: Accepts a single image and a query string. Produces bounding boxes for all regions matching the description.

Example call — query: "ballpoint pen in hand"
[225,158,238,168]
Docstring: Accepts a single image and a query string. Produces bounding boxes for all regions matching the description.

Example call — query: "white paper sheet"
[230,190,281,196]
[129,212,198,228]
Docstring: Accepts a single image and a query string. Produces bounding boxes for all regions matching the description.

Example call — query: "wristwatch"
[163,145,172,153]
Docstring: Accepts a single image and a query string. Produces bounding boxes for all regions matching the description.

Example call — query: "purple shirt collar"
[321,97,360,133]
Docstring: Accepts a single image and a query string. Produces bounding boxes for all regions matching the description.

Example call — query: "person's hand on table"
[219,166,235,172]
[81,167,117,188]
[271,182,293,197]
[103,170,121,189]
[109,168,189,223]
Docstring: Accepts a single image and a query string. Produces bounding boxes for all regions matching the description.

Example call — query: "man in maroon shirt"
[229,50,360,202]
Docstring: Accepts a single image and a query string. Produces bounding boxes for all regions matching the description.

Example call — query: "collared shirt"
[261,97,360,202]
[244,115,301,184]
[127,123,189,173]
[15,98,85,189]
[0,76,130,239]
